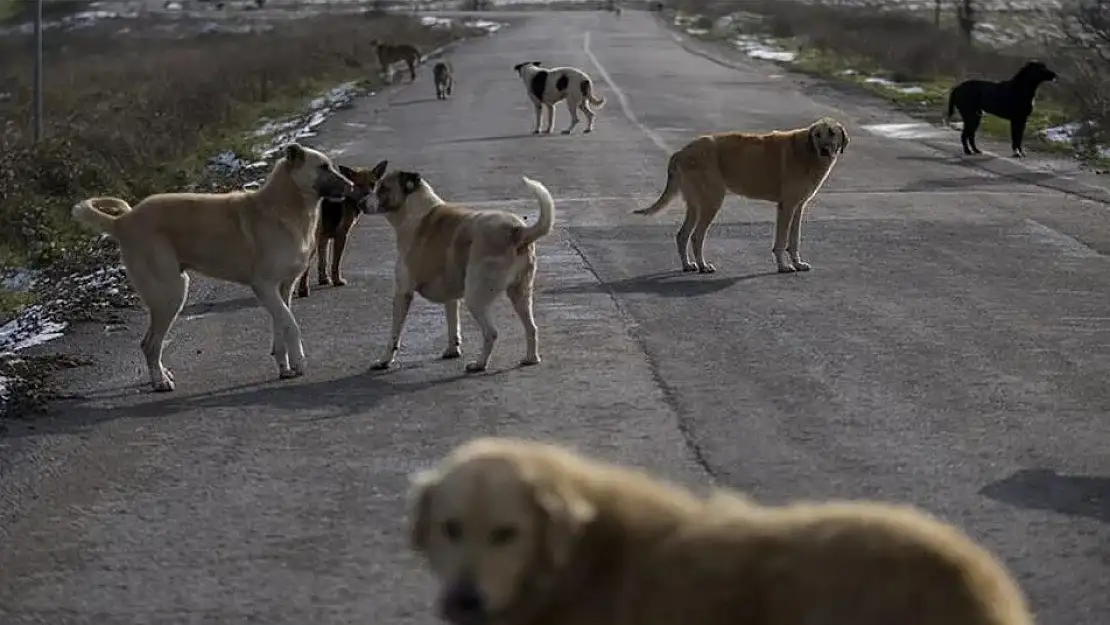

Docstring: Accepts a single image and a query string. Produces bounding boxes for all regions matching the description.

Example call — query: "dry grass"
[0,11,467,273]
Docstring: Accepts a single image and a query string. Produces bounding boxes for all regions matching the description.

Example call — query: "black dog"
[944,60,1057,158]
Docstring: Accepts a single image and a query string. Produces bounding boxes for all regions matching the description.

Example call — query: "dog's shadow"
[442,133,557,145]
[25,362,520,437]
[545,270,777,298]
[980,468,1110,524]
[391,97,443,106]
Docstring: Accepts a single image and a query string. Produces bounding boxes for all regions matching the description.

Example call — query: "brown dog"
[71,144,354,391]
[372,40,421,83]
[409,437,1034,625]
[360,169,555,373]
[295,161,387,298]
[634,117,849,274]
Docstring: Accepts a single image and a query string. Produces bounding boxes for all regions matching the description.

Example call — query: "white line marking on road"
[583,31,671,154]
[1018,219,1102,258]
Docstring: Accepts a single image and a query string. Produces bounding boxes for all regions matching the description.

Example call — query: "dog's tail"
[71,197,133,236]
[582,79,606,108]
[633,152,681,216]
[517,176,556,246]
[943,88,956,127]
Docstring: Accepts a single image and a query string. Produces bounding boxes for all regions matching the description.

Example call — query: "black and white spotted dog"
[513,61,606,135]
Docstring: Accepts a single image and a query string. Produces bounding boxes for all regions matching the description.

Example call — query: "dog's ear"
[407,468,440,553]
[513,62,525,72]
[806,125,819,155]
[531,475,596,568]
[337,164,357,179]
[532,60,543,67]
[370,160,389,181]
[837,124,849,154]
[400,171,422,193]
[283,143,305,165]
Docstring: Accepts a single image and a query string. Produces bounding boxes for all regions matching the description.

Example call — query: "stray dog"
[71,143,354,391]
[360,169,555,373]
[433,61,454,100]
[634,117,849,274]
[409,437,1035,625]
[295,161,388,298]
[513,61,606,135]
[944,60,1057,158]
[372,40,421,83]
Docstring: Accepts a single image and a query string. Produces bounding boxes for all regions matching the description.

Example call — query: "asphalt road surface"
[2,9,1109,625]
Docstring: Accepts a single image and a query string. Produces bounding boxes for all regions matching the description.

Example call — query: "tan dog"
[295,161,387,298]
[71,144,355,392]
[372,40,421,83]
[361,169,555,373]
[408,437,1034,625]
[634,117,849,274]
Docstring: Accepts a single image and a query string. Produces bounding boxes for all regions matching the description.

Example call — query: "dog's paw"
[152,378,176,393]
[792,260,812,271]
[532,129,541,135]
[561,129,572,135]
[682,263,699,272]
[370,360,393,371]
[279,367,303,380]
[584,128,593,134]
[442,345,462,360]
[295,288,309,298]
[318,276,332,286]
[697,263,717,274]
[777,264,798,273]
[465,361,487,373]
[520,355,541,366]
[333,277,348,287]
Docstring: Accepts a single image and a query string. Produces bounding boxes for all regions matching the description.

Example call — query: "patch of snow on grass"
[1042,122,1110,158]
[731,35,796,62]
[863,75,926,95]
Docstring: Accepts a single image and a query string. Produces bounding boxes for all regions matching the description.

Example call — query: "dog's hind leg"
[331,227,354,287]
[407,58,417,82]
[253,283,306,379]
[317,234,332,286]
[684,177,726,274]
[463,277,502,373]
[961,110,983,155]
[442,299,463,360]
[579,100,597,133]
[785,196,814,272]
[133,264,188,392]
[561,98,580,135]
[507,264,540,366]
[675,204,698,272]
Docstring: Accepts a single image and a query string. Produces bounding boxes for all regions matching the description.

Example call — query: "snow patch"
[862,75,927,95]
[732,35,797,62]
[1041,122,1110,158]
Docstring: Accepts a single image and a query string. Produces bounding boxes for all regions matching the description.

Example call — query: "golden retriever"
[634,117,849,274]
[408,437,1034,625]
[71,143,354,391]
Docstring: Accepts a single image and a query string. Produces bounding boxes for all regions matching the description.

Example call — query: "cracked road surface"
[2,9,1109,625]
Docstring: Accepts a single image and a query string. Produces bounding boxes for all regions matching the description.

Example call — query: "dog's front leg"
[317,232,332,286]
[532,102,543,134]
[442,299,462,359]
[371,290,415,370]
[254,283,306,378]
[544,103,557,134]
[1010,117,1028,157]
[785,198,812,271]
[772,201,798,273]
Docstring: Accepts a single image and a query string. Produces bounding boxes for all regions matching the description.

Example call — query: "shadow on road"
[391,97,443,106]
[181,296,259,317]
[441,133,551,145]
[16,364,516,438]
[544,270,778,298]
[980,468,1110,524]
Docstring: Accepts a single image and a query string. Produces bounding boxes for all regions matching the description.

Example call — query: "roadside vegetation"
[0,6,483,419]
[664,0,1110,167]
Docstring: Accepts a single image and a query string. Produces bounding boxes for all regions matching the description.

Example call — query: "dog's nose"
[440,581,486,624]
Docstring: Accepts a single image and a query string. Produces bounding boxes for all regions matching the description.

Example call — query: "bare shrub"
[1057,0,1110,150]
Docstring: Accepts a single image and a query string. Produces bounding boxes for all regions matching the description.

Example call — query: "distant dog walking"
[433,61,454,100]
[513,61,606,135]
[944,60,1057,158]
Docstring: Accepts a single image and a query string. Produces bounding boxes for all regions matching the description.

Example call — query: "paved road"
[2,9,1109,625]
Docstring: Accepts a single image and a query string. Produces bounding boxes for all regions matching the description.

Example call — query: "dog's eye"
[443,519,463,542]
[489,526,518,546]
